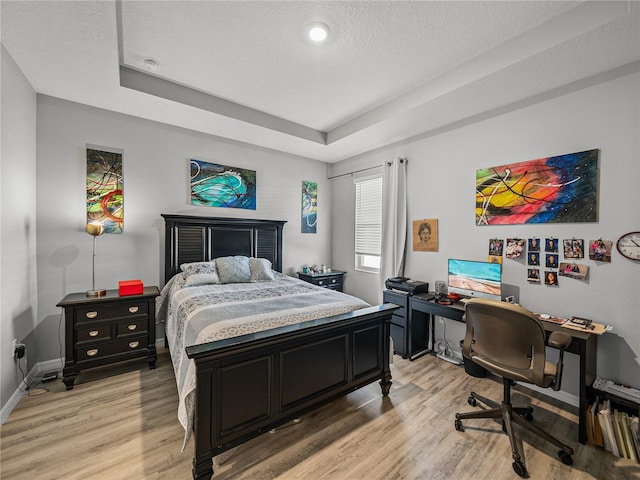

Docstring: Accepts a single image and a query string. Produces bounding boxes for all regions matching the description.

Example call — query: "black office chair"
[454,298,574,477]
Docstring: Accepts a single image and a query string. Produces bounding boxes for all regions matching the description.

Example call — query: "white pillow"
[215,256,251,283]
[180,261,220,287]
[250,257,275,282]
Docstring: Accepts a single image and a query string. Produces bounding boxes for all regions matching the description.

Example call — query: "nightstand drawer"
[116,318,148,337]
[76,301,149,322]
[315,277,341,288]
[76,323,112,343]
[75,336,147,362]
[297,271,345,292]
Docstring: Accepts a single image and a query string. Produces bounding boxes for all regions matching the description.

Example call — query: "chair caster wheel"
[558,450,573,465]
[467,395,477,407]
[512,461,528,477]
[524,411,533,421]
[454,419,464,432]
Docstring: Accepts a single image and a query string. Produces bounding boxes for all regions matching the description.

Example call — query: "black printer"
[385,277,429,295]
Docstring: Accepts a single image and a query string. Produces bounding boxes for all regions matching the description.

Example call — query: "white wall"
[1,46,38,408]
[331,72,640,396]
[35,96,332,363]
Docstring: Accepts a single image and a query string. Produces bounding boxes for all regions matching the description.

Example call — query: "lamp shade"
[86,221,105,236]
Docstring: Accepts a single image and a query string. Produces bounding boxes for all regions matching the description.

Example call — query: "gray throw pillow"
[250,257,275,282]
[216,256,251,283]
[180,261,220,287]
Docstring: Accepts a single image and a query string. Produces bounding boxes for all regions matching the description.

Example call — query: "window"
[354,173,382,273]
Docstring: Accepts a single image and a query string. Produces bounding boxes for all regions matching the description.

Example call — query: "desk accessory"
[569,316,592,327]
[534,313,567,325]
[435,295,453,305]
[119,279,143,296]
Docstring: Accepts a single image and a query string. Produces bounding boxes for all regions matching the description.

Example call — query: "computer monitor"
[447,258,502,300]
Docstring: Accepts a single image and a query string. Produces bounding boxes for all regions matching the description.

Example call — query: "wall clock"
[616,231,640,261]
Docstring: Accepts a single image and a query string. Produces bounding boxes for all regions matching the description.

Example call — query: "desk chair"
[454,299,574,477]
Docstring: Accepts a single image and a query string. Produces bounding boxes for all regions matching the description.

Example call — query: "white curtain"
[379,157,408,300]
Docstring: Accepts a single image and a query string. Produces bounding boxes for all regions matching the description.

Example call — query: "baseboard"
[1,358,63,425]
[518,382,579,408]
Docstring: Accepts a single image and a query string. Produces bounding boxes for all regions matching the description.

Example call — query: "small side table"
[57,286,160,390]
[297,270,345,292]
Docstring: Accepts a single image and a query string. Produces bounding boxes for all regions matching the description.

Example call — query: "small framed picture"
[559,262,588,280]
[528,238,540,252]
[563,239,584,259]
[545,254,558,268]
[545,238,558,252]
[489,239,504,256]
[527,269,540,283]
[505,238,525,259]
[544,271,558,286]
[588,239,612,262]
[528,252,539,266]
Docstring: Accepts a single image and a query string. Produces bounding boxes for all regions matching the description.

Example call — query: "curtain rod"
[327,158,406,180]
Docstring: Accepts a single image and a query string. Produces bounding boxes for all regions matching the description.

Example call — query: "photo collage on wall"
[489,235,611,287]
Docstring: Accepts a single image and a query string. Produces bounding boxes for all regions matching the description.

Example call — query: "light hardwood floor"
[1,349,638,480]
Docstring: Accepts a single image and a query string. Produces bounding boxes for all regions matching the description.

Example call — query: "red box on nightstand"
[119,279,143,296]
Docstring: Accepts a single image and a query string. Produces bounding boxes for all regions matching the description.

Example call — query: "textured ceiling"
[2,1,639,163]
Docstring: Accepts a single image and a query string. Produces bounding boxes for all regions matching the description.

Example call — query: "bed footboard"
[187,304,397,480]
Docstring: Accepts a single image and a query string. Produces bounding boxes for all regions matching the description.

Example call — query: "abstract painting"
[190,159,256,210]
[86,146,123,233]
[476,149,599,225]
[301,181,317,233]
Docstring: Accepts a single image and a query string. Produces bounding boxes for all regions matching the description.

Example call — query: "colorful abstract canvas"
[86,146,123,233]
[190,159,256,210]
[301,181,317,233]
[476,149,599,225]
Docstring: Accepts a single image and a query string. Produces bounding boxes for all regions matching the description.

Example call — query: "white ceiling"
[2,1,639,163]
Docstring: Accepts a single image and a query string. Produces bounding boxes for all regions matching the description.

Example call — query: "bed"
[159,214,397,480]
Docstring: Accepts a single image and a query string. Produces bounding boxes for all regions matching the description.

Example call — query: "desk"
[409,293,597,445]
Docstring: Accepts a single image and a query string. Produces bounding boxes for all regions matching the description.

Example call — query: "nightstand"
[297,270,345,292]
[57,286,160,390]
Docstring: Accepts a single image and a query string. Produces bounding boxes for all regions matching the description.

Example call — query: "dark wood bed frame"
[162,214,397,480]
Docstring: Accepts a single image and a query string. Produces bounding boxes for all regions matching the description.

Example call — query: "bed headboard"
[162,214,287,283]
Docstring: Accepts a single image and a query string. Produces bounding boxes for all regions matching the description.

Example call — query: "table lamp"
[86,221,106,297]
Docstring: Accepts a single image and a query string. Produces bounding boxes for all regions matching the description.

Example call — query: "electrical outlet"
[11,339,17,358]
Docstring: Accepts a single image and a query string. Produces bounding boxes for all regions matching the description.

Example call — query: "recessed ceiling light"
[307,22,329,43]
[143,57,159,71]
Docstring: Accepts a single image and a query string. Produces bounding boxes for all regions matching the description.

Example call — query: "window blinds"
[354,176,383,257]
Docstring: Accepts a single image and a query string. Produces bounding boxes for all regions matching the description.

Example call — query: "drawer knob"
[318,280,324,285]
[331,279,336,283]
[127,324,137,331]
[129,341,139,349]
[86,348,98,357]
[86,311,98,319]
[128,306,139,314]
[89,330,99,337]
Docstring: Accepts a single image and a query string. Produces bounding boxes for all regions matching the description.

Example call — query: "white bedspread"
[156,272,370,448]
